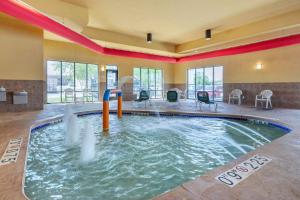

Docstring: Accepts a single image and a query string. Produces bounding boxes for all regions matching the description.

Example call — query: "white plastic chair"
[64,88,74,102]
[228,89,243,105]
[179,89,187,100]
[255,90,273,109]
[83,88,93,102]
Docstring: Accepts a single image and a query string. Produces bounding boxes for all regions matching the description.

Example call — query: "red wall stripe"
[0,0,300,64]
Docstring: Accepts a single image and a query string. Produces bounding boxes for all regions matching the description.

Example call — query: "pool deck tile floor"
[1,100,300,200]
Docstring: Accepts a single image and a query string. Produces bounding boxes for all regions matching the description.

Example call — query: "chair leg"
[255,99,257,108]
[228,97,231,104]
[269,100,272,108]
[214,103,218,112]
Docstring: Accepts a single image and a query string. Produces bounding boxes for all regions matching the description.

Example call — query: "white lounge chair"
[255,90,273,109]
[64,88,74,102]
[83,88,94,102]
[228,89,243,105]
[179,89,187,100]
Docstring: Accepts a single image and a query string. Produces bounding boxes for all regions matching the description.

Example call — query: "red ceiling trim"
[0,0,105,54]
[1,0,300,64]
[177,34,300,63]
[103,48,177,63]
[0,0,176,63]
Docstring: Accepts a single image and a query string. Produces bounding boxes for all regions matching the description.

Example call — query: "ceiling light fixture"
[205,29,211,40]
[147,33,152,43]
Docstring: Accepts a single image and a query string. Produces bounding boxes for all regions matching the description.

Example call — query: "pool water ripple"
[25,114,287,200]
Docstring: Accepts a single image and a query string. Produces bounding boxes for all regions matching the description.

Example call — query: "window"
[47,61,62,103]
[46,61,99,103]
[133,67,163,99]
[187,66,223,101]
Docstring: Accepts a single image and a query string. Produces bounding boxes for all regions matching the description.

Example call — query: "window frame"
[133,67,164,99]
[187,65,223,101]
[46,60,99,103]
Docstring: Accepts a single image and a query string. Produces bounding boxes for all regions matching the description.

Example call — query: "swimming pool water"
[25,114,287,200]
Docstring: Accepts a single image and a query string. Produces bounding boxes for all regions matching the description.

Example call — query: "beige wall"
[174,44,300,84]
[43,40,174,84]
[0,14,43,81]
[2,12,299,90]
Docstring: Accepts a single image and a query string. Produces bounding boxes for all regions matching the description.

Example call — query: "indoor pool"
[24,113,289,200]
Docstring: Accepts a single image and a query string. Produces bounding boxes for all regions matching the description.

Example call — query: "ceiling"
[19,0,300,57]
[62,0,300,44]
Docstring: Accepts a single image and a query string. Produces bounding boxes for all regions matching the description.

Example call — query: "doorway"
[106,65,118,97]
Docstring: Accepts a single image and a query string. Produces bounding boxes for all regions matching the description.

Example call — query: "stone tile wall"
[224,82,300,108]
[0,80,44,112]
[168,83,300,108]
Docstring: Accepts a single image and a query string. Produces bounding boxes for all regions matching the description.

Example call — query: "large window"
[47,61,99,103]
[133,67,163,99]
[187,66,223,101]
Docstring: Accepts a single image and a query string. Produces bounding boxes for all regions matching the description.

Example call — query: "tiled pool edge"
[22,114,64,200]
[21,109,292,200]
[31,110,292,134]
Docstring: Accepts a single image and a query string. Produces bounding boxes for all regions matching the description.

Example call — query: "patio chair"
[167,90,178,102]
[135,90,151,108]
[255,90,273,109]
[228,89,243,105]
[64,88,74,102]
[196,91,218,112]
[75,93,84,103]
[83,88,94,102]
[180,89,188,100]
[164,88,178,99]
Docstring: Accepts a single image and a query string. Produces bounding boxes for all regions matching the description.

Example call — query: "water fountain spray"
[65,114,80,146]
[80,120,96,163]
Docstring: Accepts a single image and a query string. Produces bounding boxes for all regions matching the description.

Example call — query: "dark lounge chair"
[135,90,151,107]
[196,91,218,112]
[167,90,178,102]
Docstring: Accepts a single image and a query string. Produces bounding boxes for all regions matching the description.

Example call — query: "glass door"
[106,69,118,90]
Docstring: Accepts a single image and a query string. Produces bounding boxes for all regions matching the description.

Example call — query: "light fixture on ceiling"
[147,33,152,43]
[205,29,211,40]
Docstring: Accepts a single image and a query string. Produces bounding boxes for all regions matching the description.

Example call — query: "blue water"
[25,114,286,200]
